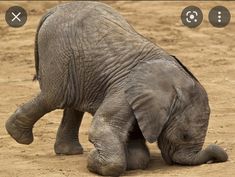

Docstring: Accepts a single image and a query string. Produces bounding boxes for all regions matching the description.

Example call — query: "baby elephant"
[6,1,228,176]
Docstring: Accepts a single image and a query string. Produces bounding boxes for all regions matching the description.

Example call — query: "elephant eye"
[181,133,191,142]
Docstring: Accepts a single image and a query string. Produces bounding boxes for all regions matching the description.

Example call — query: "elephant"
[5,1,228,176]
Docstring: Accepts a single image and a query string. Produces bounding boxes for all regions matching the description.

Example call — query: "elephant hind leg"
[54,108,84,155]
[5,93,55,144]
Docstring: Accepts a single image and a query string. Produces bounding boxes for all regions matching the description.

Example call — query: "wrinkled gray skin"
[5,2,228,176]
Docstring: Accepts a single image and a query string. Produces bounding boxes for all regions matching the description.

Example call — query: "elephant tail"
[33,10,56,81]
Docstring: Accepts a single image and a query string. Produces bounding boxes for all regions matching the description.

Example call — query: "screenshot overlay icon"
[5,6,27,28]
[209,6,231,28]
[181,6,203,28]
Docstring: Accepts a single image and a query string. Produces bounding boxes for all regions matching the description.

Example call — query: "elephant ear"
[125,59,179,143]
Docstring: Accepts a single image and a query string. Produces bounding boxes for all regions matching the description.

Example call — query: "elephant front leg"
[126,121,150,170]
[87,118,127,176]
[5,94,54,144]
[127,139,150,170]
[54,109,84,155]
[86,92,134,176]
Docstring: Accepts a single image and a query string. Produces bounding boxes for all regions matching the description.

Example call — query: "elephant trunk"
[173,144,228,165]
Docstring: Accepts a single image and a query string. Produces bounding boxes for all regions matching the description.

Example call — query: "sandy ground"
[0,1,235,177]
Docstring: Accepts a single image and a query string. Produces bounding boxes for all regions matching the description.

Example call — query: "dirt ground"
[0,1,235,177]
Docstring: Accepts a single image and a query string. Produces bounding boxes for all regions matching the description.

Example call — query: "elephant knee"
[127,151,150,170]
[101,162,126,176]
[88,162,125,176]
[87,149,126,176]
[127,140,150,170]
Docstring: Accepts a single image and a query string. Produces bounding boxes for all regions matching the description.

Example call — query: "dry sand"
[0,1,235,177]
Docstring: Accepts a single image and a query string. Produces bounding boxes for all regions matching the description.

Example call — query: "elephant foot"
[54,141,83,155]
[5,114,33,145]
[87,149,126,176]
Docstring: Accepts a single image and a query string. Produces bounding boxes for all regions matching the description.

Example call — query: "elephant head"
[125,55,228,165]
